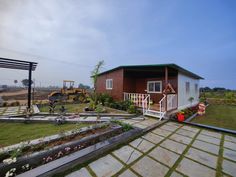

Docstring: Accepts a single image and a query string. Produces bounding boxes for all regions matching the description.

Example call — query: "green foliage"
[95,104,104,113]
[111,120,133,132]
[127,104,137,114]
[21,79,33,87]
[225,92,235,100]
[97,93,113,106]
[91,60,105,89]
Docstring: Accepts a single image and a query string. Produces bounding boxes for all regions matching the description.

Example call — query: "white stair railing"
[142,94,150,115]
[159,94,167,119]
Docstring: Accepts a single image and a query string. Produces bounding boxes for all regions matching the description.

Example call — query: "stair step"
[144,109,165,119]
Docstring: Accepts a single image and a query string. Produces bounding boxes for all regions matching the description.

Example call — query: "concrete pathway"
[66,121,236,177]
[0,105,40,116]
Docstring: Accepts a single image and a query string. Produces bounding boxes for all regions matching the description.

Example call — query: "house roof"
[98,63,204,79]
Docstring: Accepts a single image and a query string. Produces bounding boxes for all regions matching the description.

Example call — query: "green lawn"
[192,104,236,130]
[0,122,88,147]
[39,103,126,114]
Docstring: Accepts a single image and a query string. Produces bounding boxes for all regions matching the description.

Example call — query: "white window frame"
[147,81,162,93]
[106,79,113,90]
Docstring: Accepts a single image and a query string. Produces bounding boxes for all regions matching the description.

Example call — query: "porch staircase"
[142,94,166,120]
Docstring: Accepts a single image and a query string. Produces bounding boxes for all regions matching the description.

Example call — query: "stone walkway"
[66,121,236,177]
[0,105,40,116]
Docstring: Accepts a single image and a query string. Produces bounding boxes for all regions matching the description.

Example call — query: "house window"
[106,79,113,90]
[186,82,190,94]
[195,84,198,93]
[147,81,162,93]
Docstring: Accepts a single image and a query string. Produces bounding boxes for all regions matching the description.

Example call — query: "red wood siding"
[95,69,124,100]
[123,76,178,103]
[96,68,178,103]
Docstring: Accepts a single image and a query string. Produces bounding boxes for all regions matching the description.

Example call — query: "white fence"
[167,94,178,111]
[123,92,149,107]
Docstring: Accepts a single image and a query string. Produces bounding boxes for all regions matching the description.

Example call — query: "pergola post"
[27,62,33,110]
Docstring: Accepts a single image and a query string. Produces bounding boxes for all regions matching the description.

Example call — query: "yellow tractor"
[48,80,87,102]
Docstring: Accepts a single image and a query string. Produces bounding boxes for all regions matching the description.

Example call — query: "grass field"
[0,122,88,147]
[39,103,125,114]
[192,104,236,130]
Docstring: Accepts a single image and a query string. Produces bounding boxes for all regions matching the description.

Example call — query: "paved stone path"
[0,105,40,116]
[66,121,236,177]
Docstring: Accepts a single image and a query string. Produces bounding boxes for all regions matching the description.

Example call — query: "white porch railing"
[124,92,149,107]
[159,94,166,112]
[167,94,178,111]
[142,94,150,114]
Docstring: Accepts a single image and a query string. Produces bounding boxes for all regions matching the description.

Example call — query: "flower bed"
[0,122,129,176]
[172,105,198,122]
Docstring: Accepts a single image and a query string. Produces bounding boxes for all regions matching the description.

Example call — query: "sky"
[0,0,235,89]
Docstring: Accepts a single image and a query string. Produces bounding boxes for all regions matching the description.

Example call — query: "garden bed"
[0,122,129,176]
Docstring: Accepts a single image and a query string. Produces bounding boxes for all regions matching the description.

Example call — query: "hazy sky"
[0,0,235,88]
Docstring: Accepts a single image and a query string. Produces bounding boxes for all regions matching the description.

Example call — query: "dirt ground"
[0,88,58,105]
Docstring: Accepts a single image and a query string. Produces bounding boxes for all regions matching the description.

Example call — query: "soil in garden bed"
[0,124,114,162]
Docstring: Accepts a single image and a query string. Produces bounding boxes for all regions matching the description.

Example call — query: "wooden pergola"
[0,57,38,110]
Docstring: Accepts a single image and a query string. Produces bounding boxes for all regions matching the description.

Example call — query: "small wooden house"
[95,64,203,119]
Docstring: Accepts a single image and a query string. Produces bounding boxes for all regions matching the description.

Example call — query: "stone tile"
[112,145,142,164]
[122,120,140,125]
[133,123,148,129]
[152,128,172,137]
[224,141,236,151]
[165,122,182,128]
[132,156,169,177]
[181,125,200,133]
[176,129,197,138]
[176,158,216,177]
[142,132,164,144]
[170,171,184,177]
[223,148,236,162]
[225,135,236,143]
[197,134,221,145]
[160,124,178,132]
[85,116,98,121]
[66,167,92,177]
[192,140,219,155]
[201,130,222,139]
[185,147,218,169]
[139,119,158,126]
[169,133,192,145]
[89,154,123,177]
[130,138,155,153]
[149,146,180,167]
[160,139,187,154]
[222,159,236,177]
[118,169,137,177]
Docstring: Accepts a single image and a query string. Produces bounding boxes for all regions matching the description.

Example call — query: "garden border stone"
[0,125,123,177]
[16,118,167,177]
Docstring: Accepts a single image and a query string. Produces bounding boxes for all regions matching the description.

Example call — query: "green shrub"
[127,104,137,114]
[98,93,113,106]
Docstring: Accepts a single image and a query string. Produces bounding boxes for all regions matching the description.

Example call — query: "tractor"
[48,80,88,102]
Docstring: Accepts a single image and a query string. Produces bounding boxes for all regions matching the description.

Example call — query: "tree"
[89,60,105,110]
[21,79,33,87]
[91,60,105,90]
[78,83,90,89]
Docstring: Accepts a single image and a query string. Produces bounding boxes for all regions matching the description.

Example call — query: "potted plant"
[177,111,185,122]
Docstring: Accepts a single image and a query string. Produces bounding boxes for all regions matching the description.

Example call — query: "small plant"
[188,97,194,105]
[111,120,133,132]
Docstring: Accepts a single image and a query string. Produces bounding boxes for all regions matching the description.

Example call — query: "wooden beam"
[165,66,168,89]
